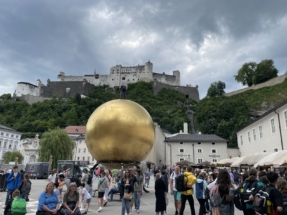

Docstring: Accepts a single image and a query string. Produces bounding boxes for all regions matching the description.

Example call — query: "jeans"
[121,198,130,215]
[134,191,142,210]
[198,199,206,215]
[108,188,120,200]
[5,189,14,205]
[145,179,150,186]
[20,193,27,199]
[180,194,195,215]
[230,202,234,215]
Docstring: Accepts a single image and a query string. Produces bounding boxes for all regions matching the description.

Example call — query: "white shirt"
[207,178,217,189]
[121,80,127,88]
[82,187,91,199]
[7,169,12,173]
[170,172,180,191]
[48,174,57,183]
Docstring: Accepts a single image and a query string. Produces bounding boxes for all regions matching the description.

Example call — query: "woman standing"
[155,173,166,215]
[57,174,65,202]
[48,169,57,183]
[103,169,112,207]
[144,168,150,188]
[196,172,208,215]
[120,170,134,215]
[60,183,81,215]
[37,182,60,215]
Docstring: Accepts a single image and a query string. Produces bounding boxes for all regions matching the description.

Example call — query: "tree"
[234,62,257,86]
[3,151,24,164]
[206,81,226,98]
[254,59,278,84]
[38,127,75,169]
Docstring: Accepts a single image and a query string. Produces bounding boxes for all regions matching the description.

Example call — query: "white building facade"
[0,124,21,161]
[19,134,40,165]
[237,100,287,156]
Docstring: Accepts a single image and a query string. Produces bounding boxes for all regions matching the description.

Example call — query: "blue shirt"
[37,191,59,211]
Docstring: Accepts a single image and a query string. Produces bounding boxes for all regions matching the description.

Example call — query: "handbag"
[124,192,132,200]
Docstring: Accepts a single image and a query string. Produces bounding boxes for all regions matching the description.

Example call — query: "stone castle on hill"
[15,61,199,104]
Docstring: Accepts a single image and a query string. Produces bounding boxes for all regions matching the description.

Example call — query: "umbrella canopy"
[176,160,194,166]
[230,156,247,167]
[218,157,240,166]
[240,152,271,166]
[197,161,211,166]
[254,150,287,167]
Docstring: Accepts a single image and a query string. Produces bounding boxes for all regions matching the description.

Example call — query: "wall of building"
[237,103,287,156]
[73,137,97,165]
[226,74,287,97]
[15,83,40,97]
[0,129,21,160]
[227,148,240,158]
[19,135,40,166]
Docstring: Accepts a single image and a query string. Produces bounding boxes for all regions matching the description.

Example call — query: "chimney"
[183,123,188,134]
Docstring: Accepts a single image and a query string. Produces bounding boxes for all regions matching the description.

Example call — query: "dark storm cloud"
[0,0,287,97]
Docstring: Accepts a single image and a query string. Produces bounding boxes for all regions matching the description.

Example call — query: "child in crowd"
[98,172,108,212]
[58,174,65,202]
[266,172,283,214]
[20,173,32,200]
[54,182,60,202]
[4,190,22,215]
[80,183,91,214]
[277,178,287,215]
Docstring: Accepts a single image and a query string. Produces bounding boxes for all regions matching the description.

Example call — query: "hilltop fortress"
[15,61,199,104]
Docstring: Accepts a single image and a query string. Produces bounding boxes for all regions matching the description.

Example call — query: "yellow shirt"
[181,172,197,195]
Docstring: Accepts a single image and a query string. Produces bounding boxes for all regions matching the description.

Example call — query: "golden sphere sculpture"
[86,99,155,168]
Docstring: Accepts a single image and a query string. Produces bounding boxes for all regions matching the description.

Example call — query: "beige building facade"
[19,134,40,165]
[237,100,287,156]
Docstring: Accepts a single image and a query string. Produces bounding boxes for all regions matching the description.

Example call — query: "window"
[253,129,256,141]
[198,149,202,153]
[259,125,263,138]
[284,111,287,128]
[212,159,217,162]
[88,156,90,161]
[92,158,95,161]
[84,148,86,153]
[274,148,278,152]
[198,159,202,163]
[6,133,8,136]
[8,145,11,149]
[11,135,14,138]
[78,149,81,153]
[0,141,1,146]
[179,158,184,161]
[179,149,184,153]
[83,157,85,160]
[16,135,18,138]
[77,157,80,161]
[248,131,251,143]
[240,135,243,145]
[211,149,216,154]
[4,142,7,148]
[1,132,3,136]
[271,118,276,133]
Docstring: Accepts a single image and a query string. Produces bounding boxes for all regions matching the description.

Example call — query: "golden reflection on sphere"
[86,99,155,168]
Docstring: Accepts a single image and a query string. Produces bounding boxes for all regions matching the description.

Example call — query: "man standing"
[161,169,169,215]
[120,77,127,99]
[5,165,21,206]
[170,165,181,215]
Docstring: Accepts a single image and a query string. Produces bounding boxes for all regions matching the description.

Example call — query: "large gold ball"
[85,99,155,168]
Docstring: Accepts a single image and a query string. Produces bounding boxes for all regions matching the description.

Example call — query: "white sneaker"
[97,207,103,212]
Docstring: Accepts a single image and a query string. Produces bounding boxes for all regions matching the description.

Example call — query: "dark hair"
[54,182,59,188]
[267,172,279,184]
[187,166,192,172]
[216,169,231,192]
[13,166,18,169]
[80,183,85,187]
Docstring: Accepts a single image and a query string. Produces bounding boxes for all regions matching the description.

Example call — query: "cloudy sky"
[1,0,287,98]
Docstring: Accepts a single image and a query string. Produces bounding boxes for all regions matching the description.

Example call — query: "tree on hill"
[206,81,226,98]
[234,59,278,86]
[38,127,75,169]
[3,151,24,164]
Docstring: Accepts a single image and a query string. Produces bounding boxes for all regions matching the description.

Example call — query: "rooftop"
[0,124,21,133]
[65,126,86,134]
[165,133,228,143]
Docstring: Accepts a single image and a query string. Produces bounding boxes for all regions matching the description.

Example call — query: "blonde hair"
[52,169,56,174]
[12,190,20,198]
[68,182,77,192]
[45,182,54,193]
[277,178,287,193]
[104,169,109,176]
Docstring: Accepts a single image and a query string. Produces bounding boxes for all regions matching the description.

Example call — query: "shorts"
[98,192,104,198]
[173,191,181,201]
[59,189,63,195]
[86,198,91,203]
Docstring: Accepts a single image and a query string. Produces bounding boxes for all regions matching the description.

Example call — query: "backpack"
[234,187,244,211]
[87,174,92,185]
[253,185,275,215]
[243,180,257,204]
[175,174,190,192]
[11,197,27,215]
[209,185,224,207]
[21,180,31,194]
[282,193,287,213]
[196,180,204,199]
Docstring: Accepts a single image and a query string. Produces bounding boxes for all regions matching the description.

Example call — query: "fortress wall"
[16,83,40,97]
[226,74,287,97]
[19,95,52,105]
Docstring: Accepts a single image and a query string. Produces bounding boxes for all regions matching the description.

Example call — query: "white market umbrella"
[218,157,240,166]
[254,150,287,167]
[240,152,271,166]
[231,156,247,167]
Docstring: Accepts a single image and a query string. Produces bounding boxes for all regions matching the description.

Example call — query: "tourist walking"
[155,173,166,215]
[37,182,60,215]
[196,172,208,215]
[19,173,32,199]
[134,170,144,213]
[170,165,181,215]
[80,183,92,214]
[120,169,134,215]
[103,169,112,207]
[60,182,81,215]
[144,168,150,188]
[5,165,21,206]
[97,172,107,212]
[161,169,169,214]
[179,166,196,215]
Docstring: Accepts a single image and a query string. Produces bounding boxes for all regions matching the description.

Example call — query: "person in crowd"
[170,165,181,215]
[107,177,121,201]
[277,178,287,215]
[120,169,134,215]
[81,168,92,197]
[258,171,269,185]
[196,172,208,215]
[5,165,22,206]
[4,189,21,215]
[54,182,60,202]
[37,182,60,215]
[128,166,138,214]
[155,173,166,215]
[161,169,169,215]
[97,172,107,212]
[154,167,159,180]
[48,169,57,183]
[57,174,65,202]
[80,183,91,214]
[103,169,112,207]
[144,168,150,188]
[266,172,283,214]
[179,166,197,215]
[120,77,128,99]
[134,170,144,213]
[60,183,81,215]
[233,170,239,185]
[20,173,32,199]
[243,169,264,215]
